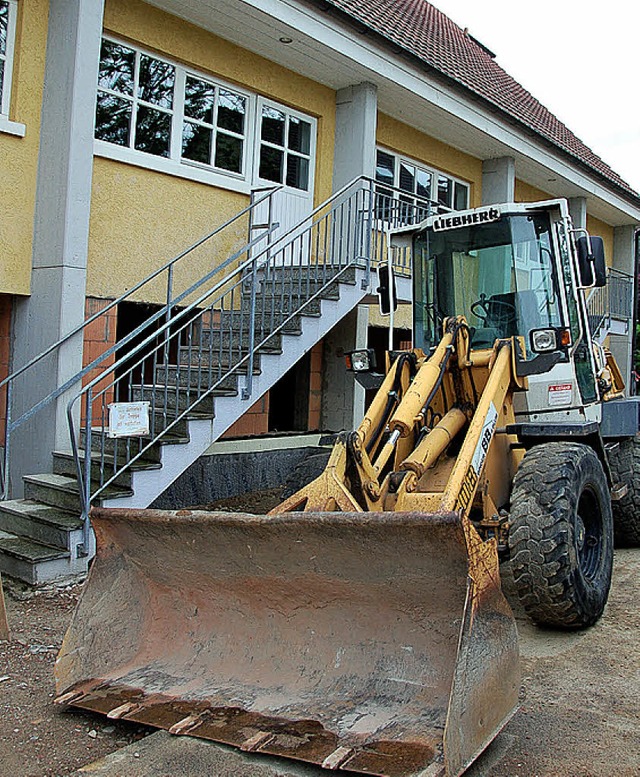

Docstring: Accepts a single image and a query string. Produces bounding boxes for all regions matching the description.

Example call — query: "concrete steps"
[0,263,370,584]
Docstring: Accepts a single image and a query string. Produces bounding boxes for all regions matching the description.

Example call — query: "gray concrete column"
[481,157,515,205]
[568,197,587,230]
[333,82,378,189]
[321,307,369,432]
[609,225,639,390]
[323,83,378,429]
[10,0,104,492]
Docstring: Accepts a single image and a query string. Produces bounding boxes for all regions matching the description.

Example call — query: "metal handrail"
[0,185,282,499]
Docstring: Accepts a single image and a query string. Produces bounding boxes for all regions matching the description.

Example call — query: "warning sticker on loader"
[457,402,498,513]
[548,383,572,406]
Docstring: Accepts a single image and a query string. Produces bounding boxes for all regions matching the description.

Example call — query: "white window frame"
[375,146,470,211]
[254,96,317,196]
[95,35,257,194]
[0,0,25,137]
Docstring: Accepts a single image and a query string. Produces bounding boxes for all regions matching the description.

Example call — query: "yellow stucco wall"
[514,179,552,203]
[376,114,482,206]
[88,0,336,301]
[0,0,47,295]
[586,215,614,268]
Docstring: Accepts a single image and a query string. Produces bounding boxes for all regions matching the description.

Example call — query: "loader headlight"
[530,328,571,353]
[531,329,556,352]
[345,348,376,372]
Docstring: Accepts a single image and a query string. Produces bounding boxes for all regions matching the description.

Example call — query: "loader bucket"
[56,508,519,777]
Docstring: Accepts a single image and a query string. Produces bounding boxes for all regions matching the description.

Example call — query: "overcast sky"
[432,0,640,195]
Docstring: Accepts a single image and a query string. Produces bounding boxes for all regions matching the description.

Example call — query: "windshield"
[413,212,562,352]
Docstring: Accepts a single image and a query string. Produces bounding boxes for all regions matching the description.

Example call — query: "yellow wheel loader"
[55,199,639,777]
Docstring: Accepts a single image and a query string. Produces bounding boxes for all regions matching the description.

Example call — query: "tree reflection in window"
[259,105,312,190]
[95,40,173,156]
[181,76,245,173]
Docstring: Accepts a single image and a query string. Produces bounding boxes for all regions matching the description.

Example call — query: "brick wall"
[223,394,270,438]
[82,298,117,425]
[308,342,323,430]
[0,295,12,442]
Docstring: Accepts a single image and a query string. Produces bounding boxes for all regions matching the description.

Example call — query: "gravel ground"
[0,488,638,777]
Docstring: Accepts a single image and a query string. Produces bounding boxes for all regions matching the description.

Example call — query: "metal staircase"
[587,268,634,344]
[0,177,421,584]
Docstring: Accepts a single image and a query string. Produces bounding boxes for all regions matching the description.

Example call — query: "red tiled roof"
[321,0,639,202]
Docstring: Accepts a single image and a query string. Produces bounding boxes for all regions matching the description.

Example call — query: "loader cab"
[408,201,602,418]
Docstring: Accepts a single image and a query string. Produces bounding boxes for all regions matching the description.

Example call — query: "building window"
[375,148,469,224]
[258,103,312,191]
[0,0,17,116]
[182,77,246,173]
[95,37,249,177]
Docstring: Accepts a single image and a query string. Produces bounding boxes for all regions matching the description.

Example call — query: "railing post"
[1,381,12,500]
[242,254,259,401]
[80,388,94,558]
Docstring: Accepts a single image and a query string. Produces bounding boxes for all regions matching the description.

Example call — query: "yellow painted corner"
[0,0,48,295]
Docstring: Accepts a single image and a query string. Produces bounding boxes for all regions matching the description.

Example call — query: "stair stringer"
[101,267,371,509]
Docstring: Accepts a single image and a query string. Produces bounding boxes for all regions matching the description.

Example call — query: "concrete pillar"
[320,84,378,430]
[10,0,104,492]
[333,82,378,189]
[609,225,638,389]
[321,307,369,432]
[481,157,515,205]
[568,197,587,230]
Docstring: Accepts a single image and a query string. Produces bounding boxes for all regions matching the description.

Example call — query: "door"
[251,99,316,266]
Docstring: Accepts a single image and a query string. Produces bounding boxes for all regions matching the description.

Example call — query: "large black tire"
[607,436,640,547]
[508,442,613,629]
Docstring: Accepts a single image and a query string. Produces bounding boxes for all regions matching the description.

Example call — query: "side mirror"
[576,235,606,288]
[376,265,398,315]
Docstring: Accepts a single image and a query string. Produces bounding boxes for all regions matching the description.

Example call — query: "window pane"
[184,76,215,124]
[286,154,309,190]
[135,105,171,157]
[215,133,243,173]
[399,162,415,193]
[182,121,211,164]
[375,150,395,186]
[98,39,135,95]
[0,2,8,57]
[217,90,245,134]
[261,106,285,146]
[0,62,4,107]
[138,54,175,109]
[416,169,431,200]
[259,145,284,182]
[375,186,394,222]
[454,181,469,210]
[437,175,452,207]
[288,116,310,154]
[95,91,132,146]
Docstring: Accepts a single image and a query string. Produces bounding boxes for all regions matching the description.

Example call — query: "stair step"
[178,347,263,371]
[0,531,74,585]
[130,384,217,415]
[23,473,133,512]
[192,329,283,354]
[0,500,82,549]
[52,450,162,487]
[155,365,240,393]
[83,428,191,465]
